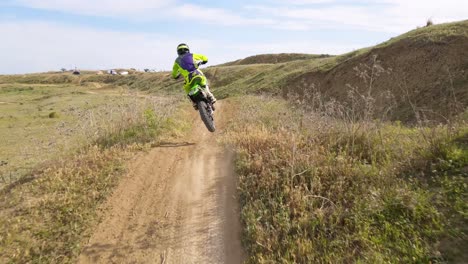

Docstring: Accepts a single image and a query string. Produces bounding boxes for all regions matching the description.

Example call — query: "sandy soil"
[78,102,244,264]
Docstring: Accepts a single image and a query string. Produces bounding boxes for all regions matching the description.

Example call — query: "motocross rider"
[172,43,217,108]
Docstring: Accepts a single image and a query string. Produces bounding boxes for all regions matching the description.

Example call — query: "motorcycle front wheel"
[197,100,215,132]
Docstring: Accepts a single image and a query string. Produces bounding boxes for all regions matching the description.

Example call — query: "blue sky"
[0,0,467,74]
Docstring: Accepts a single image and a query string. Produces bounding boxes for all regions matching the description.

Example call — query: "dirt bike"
[188,84,216,132]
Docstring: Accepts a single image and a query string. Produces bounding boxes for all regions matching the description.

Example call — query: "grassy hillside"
[203,56,337,98]
[215,20,467,263]
[182,20,463,123]
[0,82,187,184]
[224,96,467,263]
[0,72,180,94]
[0,83,123,181]
[218,53,332,66]
[283,20,468,123]
[214,21,468,263]
[206,20,468,122]
[0,82,191,262]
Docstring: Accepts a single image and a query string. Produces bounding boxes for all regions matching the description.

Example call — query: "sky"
[0,0,467,74]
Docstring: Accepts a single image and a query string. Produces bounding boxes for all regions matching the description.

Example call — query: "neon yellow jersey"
[172,53,208,83]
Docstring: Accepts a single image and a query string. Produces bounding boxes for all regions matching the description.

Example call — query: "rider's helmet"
[177,43,190,55]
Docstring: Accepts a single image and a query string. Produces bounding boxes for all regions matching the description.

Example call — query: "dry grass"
[0,83,191,262]
[0,145,127,263]
[0,83,187,185]
[223,95,467,263]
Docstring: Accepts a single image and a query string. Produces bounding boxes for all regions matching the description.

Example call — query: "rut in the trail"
[78,102,244,264]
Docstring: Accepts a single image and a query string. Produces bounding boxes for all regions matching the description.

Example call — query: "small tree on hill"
[426,18,434,27]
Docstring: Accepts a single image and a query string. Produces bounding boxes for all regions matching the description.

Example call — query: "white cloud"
[12,1,276,27]
[173,4,275,26]
[14,0,173,17]
[246,5,394,32]
[381,0,468,23]
[0,21,187,74]
[0,20,367,74]
[277,0,335,4]
[248,0,468,33]
[8,0,468,33]
[0,21,286,74]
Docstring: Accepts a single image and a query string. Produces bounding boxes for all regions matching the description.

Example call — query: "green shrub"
[48,112,59,118]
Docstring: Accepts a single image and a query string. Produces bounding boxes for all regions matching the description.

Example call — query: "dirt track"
[78,102,244,263]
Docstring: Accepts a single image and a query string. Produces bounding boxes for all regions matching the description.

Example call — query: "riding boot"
[204,85,217,104]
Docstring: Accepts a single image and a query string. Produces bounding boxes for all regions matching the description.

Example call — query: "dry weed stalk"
[286,55,398,156]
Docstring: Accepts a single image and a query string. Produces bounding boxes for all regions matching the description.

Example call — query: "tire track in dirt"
[78,102,244,264]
